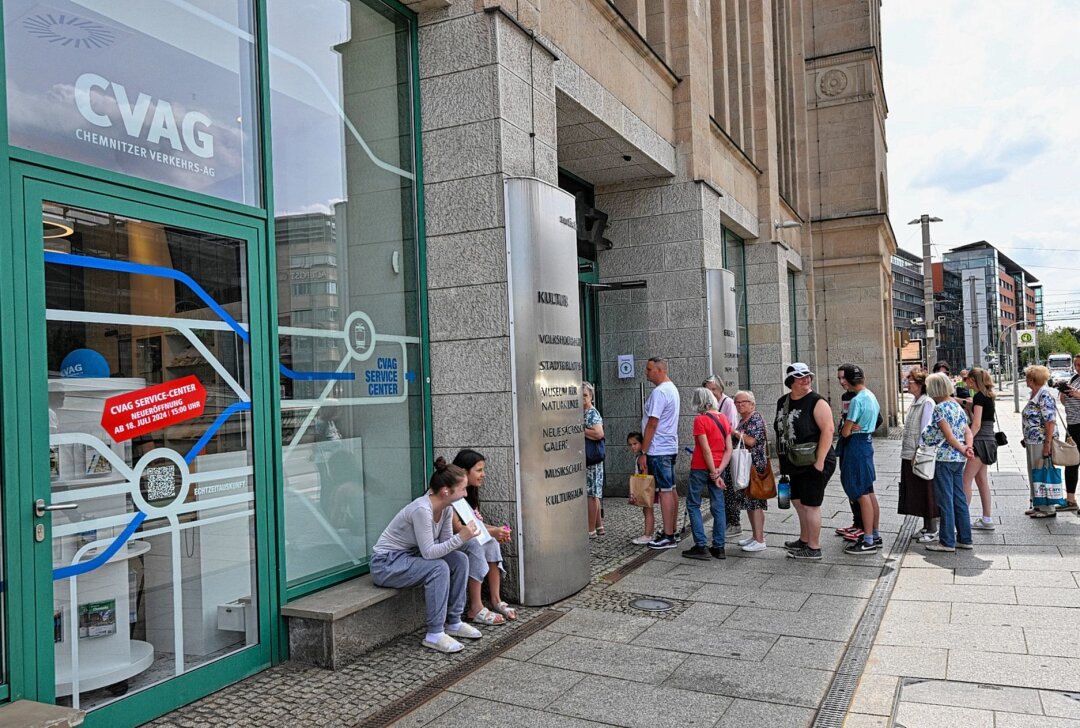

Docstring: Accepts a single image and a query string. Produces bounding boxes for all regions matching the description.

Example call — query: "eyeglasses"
[734,400,751,405]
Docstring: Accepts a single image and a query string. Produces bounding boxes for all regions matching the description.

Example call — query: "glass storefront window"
[4,1,261,206]
[267,0,424,588]
[42,202,258,711]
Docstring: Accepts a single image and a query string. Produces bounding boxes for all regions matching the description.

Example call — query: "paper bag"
[629,474,656,508]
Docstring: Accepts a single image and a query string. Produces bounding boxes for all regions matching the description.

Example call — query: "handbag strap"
[706,410,729,436]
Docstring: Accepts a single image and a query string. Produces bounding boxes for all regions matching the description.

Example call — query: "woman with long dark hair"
[452,449,517,624]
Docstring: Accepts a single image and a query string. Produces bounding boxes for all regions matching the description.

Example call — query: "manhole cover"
[630,598,673,612]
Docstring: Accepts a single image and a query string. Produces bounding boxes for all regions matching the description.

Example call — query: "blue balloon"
[59,349,111,379]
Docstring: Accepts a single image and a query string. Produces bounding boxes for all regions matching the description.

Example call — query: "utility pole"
[909,215,942,366]
[968,276,981,367]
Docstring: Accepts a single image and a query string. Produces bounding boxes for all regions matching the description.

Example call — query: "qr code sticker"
[145,465,176,501]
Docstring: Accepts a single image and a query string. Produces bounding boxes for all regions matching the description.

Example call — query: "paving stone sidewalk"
[847,384,1080,728]
[393,437,911,728]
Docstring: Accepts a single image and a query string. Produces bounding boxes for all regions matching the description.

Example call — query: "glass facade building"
[0,1,424,724]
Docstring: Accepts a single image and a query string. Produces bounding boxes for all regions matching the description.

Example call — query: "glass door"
[18,176,273,723]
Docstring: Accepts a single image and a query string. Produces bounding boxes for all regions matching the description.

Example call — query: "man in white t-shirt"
[637,357,682,549]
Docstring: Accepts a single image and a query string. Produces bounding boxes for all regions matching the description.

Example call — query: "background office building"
[931,262,966,372]
[891,249,924,332]
[943,241,1038,369]
[0,0,894,724]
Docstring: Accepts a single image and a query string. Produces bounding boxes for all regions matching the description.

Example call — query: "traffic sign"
[1017,331,1036,349]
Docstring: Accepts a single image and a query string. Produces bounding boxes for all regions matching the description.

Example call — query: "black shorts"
[788,456,836,508]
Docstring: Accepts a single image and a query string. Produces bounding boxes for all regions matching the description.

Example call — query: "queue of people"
[371,353,1078,654]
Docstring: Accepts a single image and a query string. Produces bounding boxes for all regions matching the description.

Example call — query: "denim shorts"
[647,454,677,492]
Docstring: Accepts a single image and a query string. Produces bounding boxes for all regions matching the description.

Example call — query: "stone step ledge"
[282,575,426,670]
[0,700,84,728]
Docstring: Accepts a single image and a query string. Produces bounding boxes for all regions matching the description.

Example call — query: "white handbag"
[730,434,752,490]
[912,444,937,481]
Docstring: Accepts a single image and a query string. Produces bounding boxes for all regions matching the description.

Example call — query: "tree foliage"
[1037,327,1080,360]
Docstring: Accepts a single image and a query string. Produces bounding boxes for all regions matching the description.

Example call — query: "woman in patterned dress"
[732,390,769,552]
[1022,365,1060,518]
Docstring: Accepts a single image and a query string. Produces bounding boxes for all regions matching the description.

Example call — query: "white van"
[1047,353,1074,385]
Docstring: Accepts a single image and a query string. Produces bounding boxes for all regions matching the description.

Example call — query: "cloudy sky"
[881,0,1080,329]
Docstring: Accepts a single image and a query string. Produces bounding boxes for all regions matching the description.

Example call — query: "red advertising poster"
[101,376,207,442]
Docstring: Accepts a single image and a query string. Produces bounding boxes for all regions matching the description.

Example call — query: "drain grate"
[811,515,918,728]
[353,609,564,728]
[630,597,673,612]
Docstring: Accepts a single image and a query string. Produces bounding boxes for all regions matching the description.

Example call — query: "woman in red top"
[683,387,734,560]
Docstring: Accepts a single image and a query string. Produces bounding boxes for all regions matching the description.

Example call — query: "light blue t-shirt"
[642,380,680,455]
[847,389,880,433]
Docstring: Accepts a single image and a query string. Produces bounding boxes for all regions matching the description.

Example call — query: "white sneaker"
[631,535,652,545]
[741,540,767,552]
[737,536,756,546]
[972,519,995,530]
[916,531,938,543]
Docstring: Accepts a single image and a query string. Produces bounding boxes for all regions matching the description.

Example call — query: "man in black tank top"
[774,363,837,560]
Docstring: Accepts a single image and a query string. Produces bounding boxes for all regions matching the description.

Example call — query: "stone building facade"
[406,0,894,598]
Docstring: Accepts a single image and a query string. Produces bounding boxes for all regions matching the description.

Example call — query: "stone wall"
[418,6,557,599]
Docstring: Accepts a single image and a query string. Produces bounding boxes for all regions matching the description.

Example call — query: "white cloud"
[883,0,1080,327]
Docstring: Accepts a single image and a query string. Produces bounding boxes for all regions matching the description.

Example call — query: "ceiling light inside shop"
[43,214,75,240]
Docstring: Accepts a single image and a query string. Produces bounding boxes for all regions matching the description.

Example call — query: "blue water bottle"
[777,475,791,509]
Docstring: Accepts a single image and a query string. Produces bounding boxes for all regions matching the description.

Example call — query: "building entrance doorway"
[4,169,275,727]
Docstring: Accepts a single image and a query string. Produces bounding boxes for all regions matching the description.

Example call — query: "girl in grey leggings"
[370,458,483,653]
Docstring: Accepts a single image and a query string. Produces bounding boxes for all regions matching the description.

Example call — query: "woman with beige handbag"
[1057,353,1080,511]
[732,391,773,551]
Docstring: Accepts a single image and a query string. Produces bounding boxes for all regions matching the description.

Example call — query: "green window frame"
[722,227,751,389]
[0,0,431,720]
[788,268,799,361]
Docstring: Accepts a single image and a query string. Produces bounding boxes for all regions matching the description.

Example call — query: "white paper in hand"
[452,500,492,544]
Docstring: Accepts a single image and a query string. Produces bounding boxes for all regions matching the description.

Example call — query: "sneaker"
[972,519,995,530]
[631,535,653,545]
[784,538,808,552]
[786,546,823,560]
[648,535,677,550]
[916,531,938,544]
[924,543,955,553]
[709,546,726,560]
[682,545,712,560]
[741,540,767,552]
[956,542,974,550]
[738,536,756,547]
[873,535,883,549]
[727,523,742,535]
[841,528,865,542]
[844,540,878,555]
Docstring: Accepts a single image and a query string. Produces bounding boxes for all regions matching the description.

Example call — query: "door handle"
[35,499,78,517]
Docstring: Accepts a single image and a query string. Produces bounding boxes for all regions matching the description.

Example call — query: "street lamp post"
[999,320,1033,413]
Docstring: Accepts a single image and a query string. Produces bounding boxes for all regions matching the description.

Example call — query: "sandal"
[596,526,605,536]
[1030,511,1057,519]
[422,634,463,653]
[588,530,597,539]
[471,607,506,625]
[1025,508,1036,515]
[493,601,518,621]
[1057,502,1078,512]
